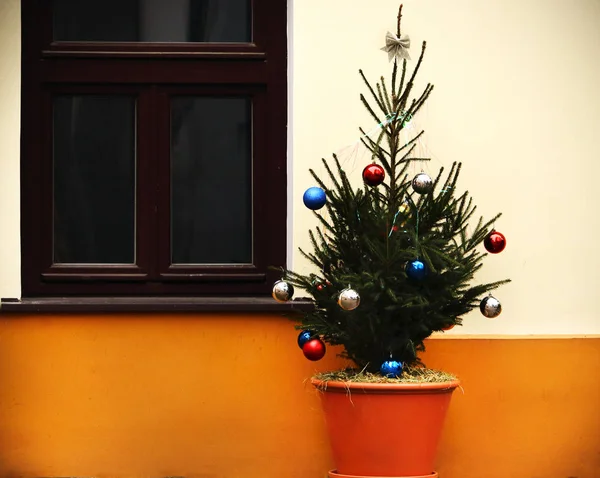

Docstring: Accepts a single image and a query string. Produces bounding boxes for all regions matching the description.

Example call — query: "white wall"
[0,0,20,299]
[292,0,600,334]
[1,0,599,334]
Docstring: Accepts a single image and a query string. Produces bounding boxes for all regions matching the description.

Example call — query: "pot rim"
[328,470,438,478]
[311,377,460,393]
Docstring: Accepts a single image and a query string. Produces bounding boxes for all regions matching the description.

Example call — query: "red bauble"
[442,324,455,331]
[484,230,506,254]
[302,338,326,361]
[362,163,385,186]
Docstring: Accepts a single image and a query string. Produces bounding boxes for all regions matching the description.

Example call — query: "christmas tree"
[273,4,510,377]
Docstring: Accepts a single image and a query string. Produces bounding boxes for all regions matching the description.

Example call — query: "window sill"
[0,297,315,314]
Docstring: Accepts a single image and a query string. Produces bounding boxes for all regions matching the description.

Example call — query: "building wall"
[0,315,598,478]
[0,0,21,298]
[291,0,600,335]
[3,0,600,335]
[0,1,599,477]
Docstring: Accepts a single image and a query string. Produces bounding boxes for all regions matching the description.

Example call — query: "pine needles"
[280,6,510,374]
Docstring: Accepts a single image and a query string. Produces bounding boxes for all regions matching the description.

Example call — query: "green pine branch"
[280,6,510,372]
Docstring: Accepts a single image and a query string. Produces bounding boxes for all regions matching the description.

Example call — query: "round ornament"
[272,280,294,303]
[362,163,386,186]
[399,199,411,216]
[303,187,327,210]
[442,324,455,331]
[302,338,326,361]
[480,295,502,318]
[398,199,411,227]
[412,173,433,194]
[338,288,360,311]
[313,279,329,292]
[405,259,427,280]
[484,230,506,254]
[380,360,403,378]
[297,330,315,349]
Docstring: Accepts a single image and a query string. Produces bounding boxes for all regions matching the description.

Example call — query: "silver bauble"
[480,295,502,318]
[338,288,360,311]
[272,280,294,303]
[412,173,433,194]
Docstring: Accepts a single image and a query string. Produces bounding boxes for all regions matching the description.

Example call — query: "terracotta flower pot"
[312,378,460,478]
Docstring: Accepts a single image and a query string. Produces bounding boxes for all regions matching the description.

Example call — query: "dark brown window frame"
[20,0,288,297]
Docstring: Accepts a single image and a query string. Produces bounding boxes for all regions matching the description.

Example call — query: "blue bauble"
[380,360,403,378]
[405,259,427,280]
[303,187,327,210]
[297,329,315,349]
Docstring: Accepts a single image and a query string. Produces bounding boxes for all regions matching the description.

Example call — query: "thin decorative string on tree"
[316,107,430,185]
[401,107,436,189]
[332,111,399,177]
[407,97,506,257]
[403,103,457,195]
[388,210,401,237]
[387,200,420,239]
[306,109,425,235]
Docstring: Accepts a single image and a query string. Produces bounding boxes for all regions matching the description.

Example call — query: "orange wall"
[0,314,597,478]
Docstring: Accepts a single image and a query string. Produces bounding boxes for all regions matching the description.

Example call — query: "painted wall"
[0,314,598,478]
[0,0,21,299]
[3,0,600,333]
[0,1,599,477]
[291,0,600,334]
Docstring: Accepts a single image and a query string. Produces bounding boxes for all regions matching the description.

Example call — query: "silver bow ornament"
[381,31,411,61]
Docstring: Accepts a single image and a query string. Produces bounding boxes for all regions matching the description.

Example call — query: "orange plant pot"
[312,378,460,478]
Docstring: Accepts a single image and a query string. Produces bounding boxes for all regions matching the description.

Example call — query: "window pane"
[53,95,136,264]
[53,0,251,43]
[171,97,252,264]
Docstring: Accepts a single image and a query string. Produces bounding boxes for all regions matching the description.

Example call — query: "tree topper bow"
[381,31,411,61]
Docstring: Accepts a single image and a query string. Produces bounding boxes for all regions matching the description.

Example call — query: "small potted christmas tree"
[272,5,509,478]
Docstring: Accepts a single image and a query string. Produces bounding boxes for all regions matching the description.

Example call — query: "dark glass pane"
[171,97,252,264]
[53,0,251,43]
[53,95,136,264]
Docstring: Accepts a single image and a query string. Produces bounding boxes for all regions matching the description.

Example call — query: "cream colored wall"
[0,0,20,299]
[1,0,599,334]
[292,0,600,335]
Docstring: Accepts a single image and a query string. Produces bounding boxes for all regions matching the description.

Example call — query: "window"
[20,0,287,296]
